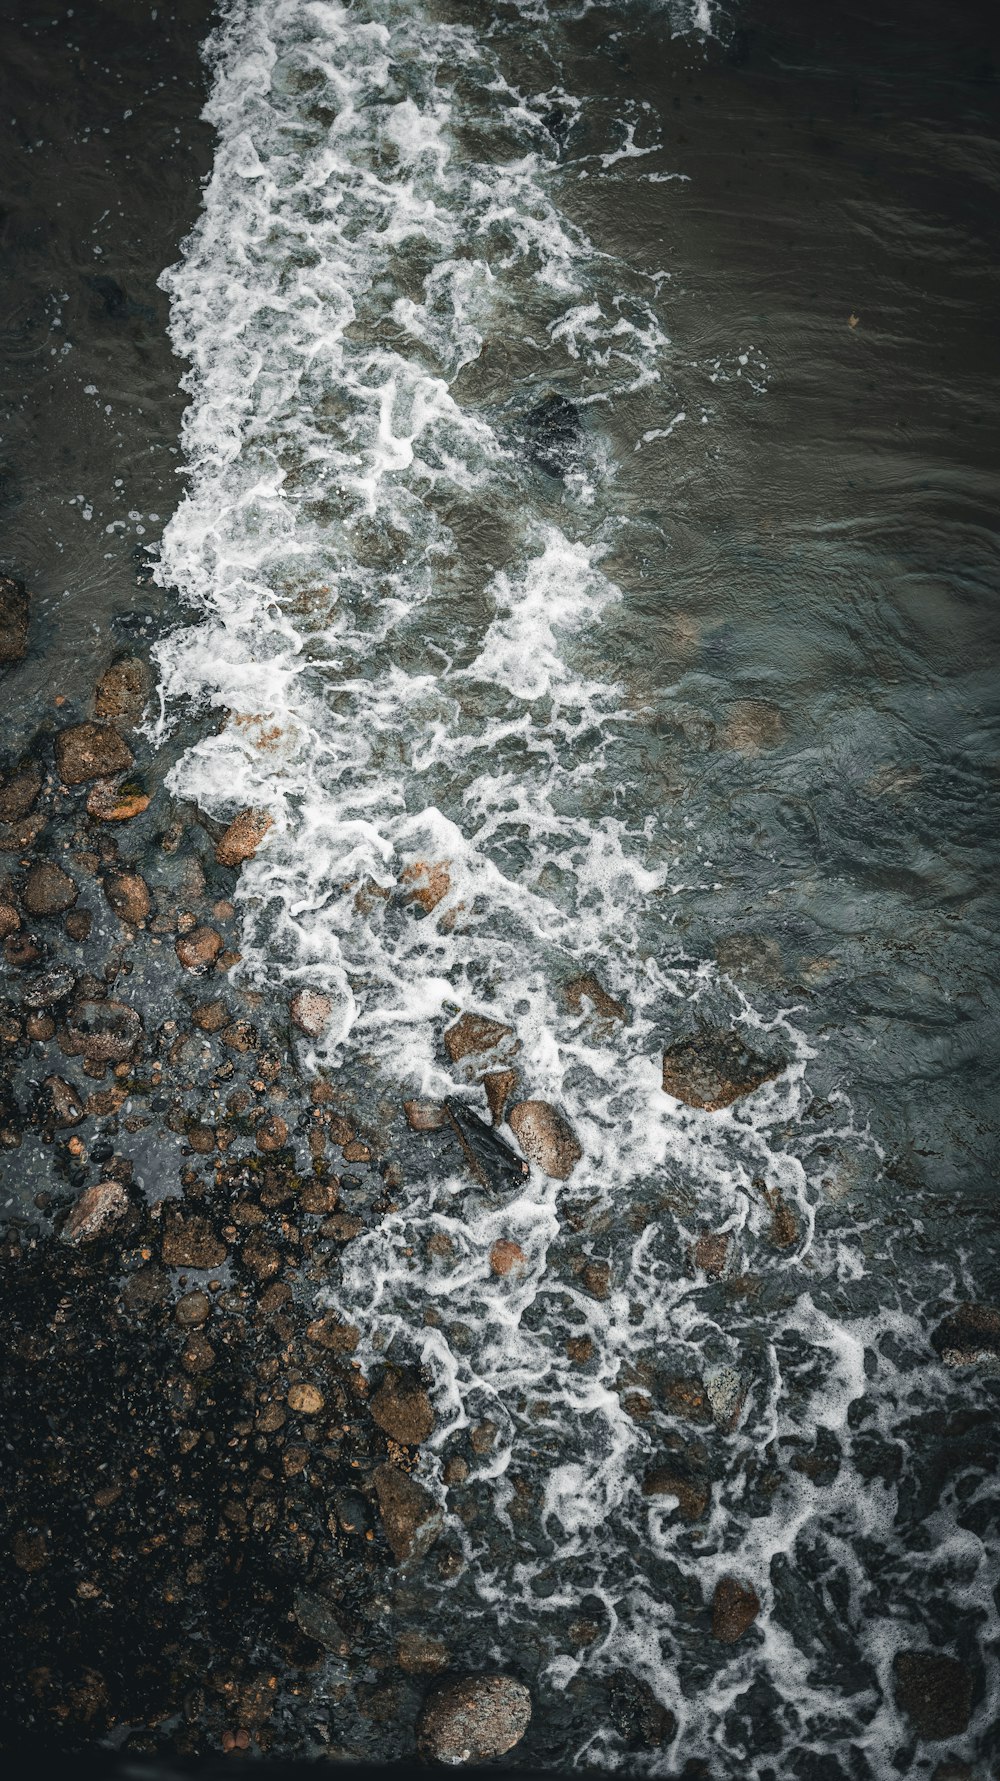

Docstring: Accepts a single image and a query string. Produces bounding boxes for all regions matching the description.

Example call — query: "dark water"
[2,0,999,1772]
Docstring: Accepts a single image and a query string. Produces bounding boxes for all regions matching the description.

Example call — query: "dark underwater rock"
[662,1027,783,1110]
[522,391,582,478]
[893,1650,975,1741]
[0,573,29,663]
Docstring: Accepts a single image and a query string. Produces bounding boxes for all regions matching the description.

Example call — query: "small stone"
[287,1382,325,1416]
[12,1530,48,1573]
[403,1098,447,1131]
[693,1231,731,1278]
[104,870,151,925]
[192,1000,229,1033]
[180,1332,215,1374]
[161,1210,227,1270]
[373,1462,444,1566]
[26,1012,55,1041]
[0,903,20,938]
[289,988,333,1038]
[64,910,92,941]
[94,658,147,722]
[397,1630,451,1675]
[62,1179,129,1243]
[55,722,133,786]
[566,1335,594,1365]
[416,1675,531,1766]
[442,1456,469,1485]
[581,1259,611,1299]
[175,1290,211,1327]
[175,926,222,971]
[0,573,29,663]
[0,760,42,821]
[662,1028,782,1111]
[320,1213,363,1242]
[483,1069,518,1125]
[642,1470,710,1521]
[256,1114,288,1152]
[300,1178,339,1215]
[508,1100,582,1179]
[21,967,75,1008]
[42,1076,85,1128]
[342,1139,371,1162]
[370,1373,435,1445]
[767,1191,799,1249]
[85,777,150,822]
[63,998,141,1062]
[306,1314,359,1353]
[22,862,77,916]
[489,1239,527,1278]
[893,1651,974,1741]
[215,809,272,868]
[293,1590,351,1656]
[711,1576,760,1643]
[705,1364,746,1432]
[444,1011,519,1070]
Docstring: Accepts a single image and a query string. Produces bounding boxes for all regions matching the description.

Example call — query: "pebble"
[397,1629,450,1674]
[94,658,148,722]
[711,1575,760,1643]
[175,925,223,971]
[287,1382,325,1416]
[22,862,78,916]
[104,870,151,925]
[416,1674,531,1765]
[508,1099,582,1179]
[289,988,333,1038]
[403,1098,447,1131]
[489,1238,527,1277]
[61,1180,129,1244]
[444,1011,519,1068]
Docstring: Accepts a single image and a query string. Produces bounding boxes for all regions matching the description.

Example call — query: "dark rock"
[642,1469,710,1521]
[397,1629,449,1674]
[372,1462,443,1565]
[293,1589,351,1657]
[63,998,141,1062]
[711,1575,760,1643]
[42,1076,85,1127]
[0,573,29,663]
[523,391,582,478]
[607,1670,676,1749]
[0,759,42,821]
[370,1371,435,1444]
[161,1210,227,1271]
[21,862,78,916]
[174,1290,211,1327]
[416,1674,531,1764]
[893,1651,974,1741]
[508,1099,582,1179]
[931,1302,1000,1370]
[662,1028,782,1110]
[94,658,148,722]
[21,967,75,1009]
[54,722,134,786]
[444,1098,529,1195]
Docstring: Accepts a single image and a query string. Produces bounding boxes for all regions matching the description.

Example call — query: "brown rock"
[289,988,333,1038]
[370,1373,435,1445]
[22,862,77,916]
[767,1191,799,1249]
[565,972,627,1024]
[403,1098,447,1131]
[61,1180,129,1243]
[192,1000,229,1033]
[401,858,451,913]
[342,1139,371,1162]
[581,1259,611,1300]
[893,1651,974,1741]
[470,1420,497,1455]
[320,1214,363,1242]
[693,1231,731,1278]
[483,1068,518,1125]
[65,910,92,941]
[12,1530,48,1573]
[306,1314,359,1353]
[180,1332,215,1374]
[300,1177,339,1214]
[94,658,147,722]
[490,1239,527,1278]
[508,1100,582,1179]
[215,809,272,868]
[287,1382,325,1416]
[293,1589,351,1656]
[0,760,42,821]
[711,1576,760,1643]
[63,998,141,1062]
[714,932,783,987]
[397,1630,450,1675]
[642,1469,710,1521]
[55,722,133,786]
[42,1076,85,1128]
[0,573,29,663]
[566,1335,594,1365]
[175,925,222,971]
[721,699,784,755]
[26,1012,55,1041]
[416,1675,531,1765]
[175,1290,211,1327]
[85,777,151,822]
[661,1029,782,1111]
[444,1012,519,1070]
[256,1114,288,1152]
[104,870,150,925]
[161,1210,227,1271]
[373,1462,444,1566]
[0,903,20,939]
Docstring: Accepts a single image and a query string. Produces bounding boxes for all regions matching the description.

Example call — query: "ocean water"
[3,0,998,1769]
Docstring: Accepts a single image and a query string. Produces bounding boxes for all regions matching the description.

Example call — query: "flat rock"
[0,573,29,663]
[416,1674,532,1765]
[55,722,134,786]
[372,1462,443,1565]
[893,1651,974,1741]
[22,862,77,916]
[508,1099,582,1179]
[94,658,148,722]
[711,1575,760,1643]
[215,808,272,867]
[62,1180,129,1243]
[370,1372,435,1445]
[661,1028,782,1111]
[289,988,333,1038]
[63,997,141,1062]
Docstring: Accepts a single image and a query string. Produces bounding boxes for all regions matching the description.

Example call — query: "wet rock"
[693,1230,731,1278]
[180,1331,215,1374]
[85,776,151,822]
[401,858,451,913]
[661,1028,782,1111]
[444,1098,529,1195]
[175,1290,211,1327]
[0,902,19,939]
[287,1382,325,1416]
[766,1190,799,1249]
[54,722,134,786]
[483,1068,518,1125]
[642,1469,710,1521]
[416,1674,531,1765]
[175,925,222,971]
[705,1364,746,1432]
[289,988,333,1038]
[215,808,273,867]
[306,1314,359,1353]
[715,932,783,987]
[931,1302,1000,1371]
[0,760,42,821]
[104,870,150,925]
[711,1576,760,1643]
[256,1114,288,1152]
[607,1670,676,1749]
[63,997,140,1063]
[293,1590,351,1657]
[893,1651,974,1741]
[444,1011,519,1070]
[523,390,582,478]
[161,1210,227,1271]
[65,910,92,941]
[192,999,229,1033]
[22,862,78,916]
[581,1258,611,1299]
[61,1180,129,1243]
[397,1630,450,1674]
[42,1075,85,1127]
[404,1098,447,1131]
[508,1099,582,1179]
[22,967,75,1009]
[721,699,784,755]
[372,1462,444,1565]
[370,1372,435,1445]
[565,972,627,1024]
[490,1238,527,1277]
[0,572,29,662]
[94,658,148,722]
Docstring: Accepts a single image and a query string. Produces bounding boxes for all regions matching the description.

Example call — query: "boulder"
[54,722,133,786]
[290,988,333,1038]
[62,1180,129,1243]
[0,573,29,663]
[661,1028,782,1111]
[94,658,148,722]
[370,1372,435,1445]
[416,1674,531,1765]
[508,1099,581,1179]
[373,1462,443,1566]
[21,862,77,916]
[215,808,272,867]
[893,1651,974,1741]
[711,1576,760,1643]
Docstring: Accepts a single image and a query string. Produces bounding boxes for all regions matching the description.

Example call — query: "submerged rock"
[711,1575,760,1643]
[373,1462,443,1566]
[607,1670,676,1749]
[522,390,582,479]
[931,1302,1000,1372]
[0,573,29,663]
[61,1180,129,1244]
[370,1371,435,1445]
[104,870,150,925]
[161,1210,227,1270]
[490,1238,528,1278]
[175,925,223,971]
[215,807,273,867]
[416,1674,532,1765]
[565,971,627,1024]
[444,1011,520,1071]
[54,722,134,786]
[94,657,148,722]
[893,1650,975,1741]
[661,1028,782,1110]
[63,997,141,1062]
[0,759,42,821]
[22,862,78,916]
[483,1067,518,1124]
[403,1098,447,1131]
[508,1099,582,1179]
[85,775,151,821]
[290,987,333,1038]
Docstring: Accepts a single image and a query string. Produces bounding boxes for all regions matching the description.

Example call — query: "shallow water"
[3,0,1000,1772]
